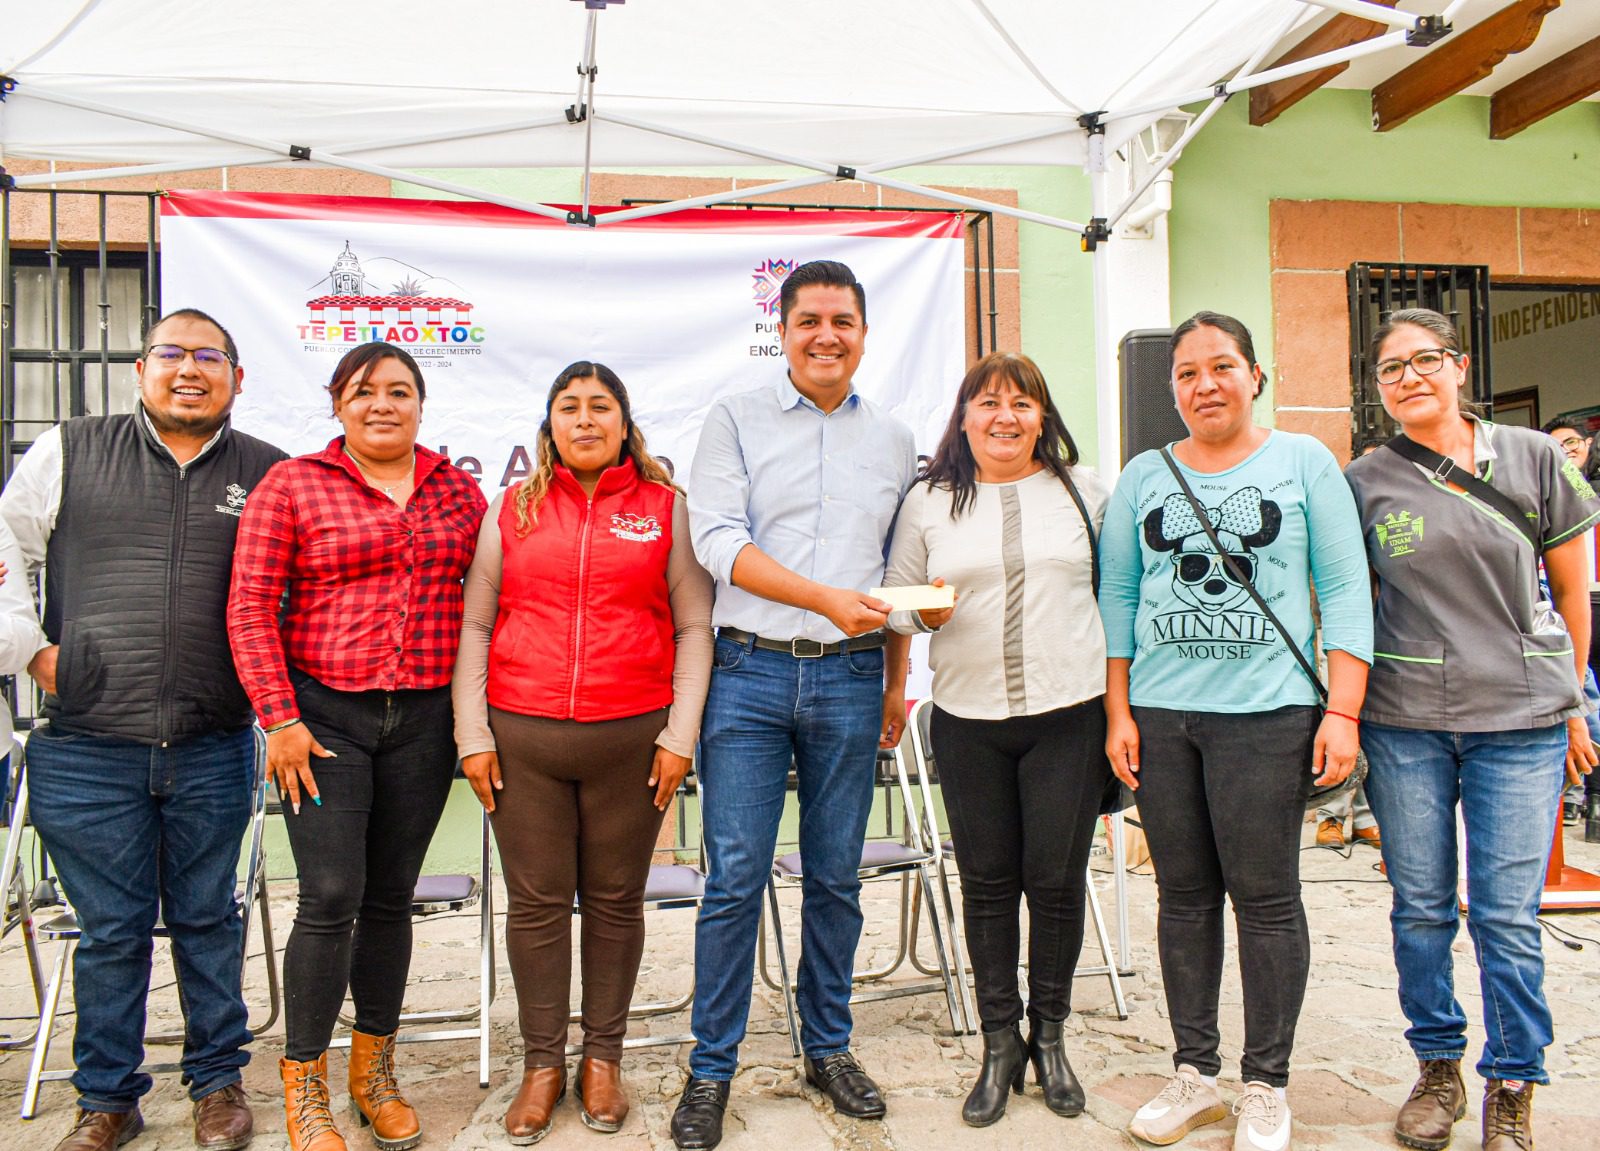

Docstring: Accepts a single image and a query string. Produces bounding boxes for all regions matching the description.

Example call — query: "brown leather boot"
[504,1066,567,1146]
[577,1057,629,1132]
[51,1108,143,1151]
[348,1030,421,1151]
[280,1054,347,1151]
[1482,1080,1535,1151]
[1395,1059,1466,1150]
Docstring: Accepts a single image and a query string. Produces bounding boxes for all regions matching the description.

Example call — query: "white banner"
[160,192,966,488]
[161,191,965,697]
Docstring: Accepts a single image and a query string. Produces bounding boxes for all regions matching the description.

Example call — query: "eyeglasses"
[1557,435,1586,451]
[1374,348,1458,386]
[146,344,233,372]
[1174,551,1255,585]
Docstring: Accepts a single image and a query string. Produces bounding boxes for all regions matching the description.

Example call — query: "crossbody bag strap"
[1063,469,1099,597]
[1383,433,1540,553]
[1158,447,1328,702]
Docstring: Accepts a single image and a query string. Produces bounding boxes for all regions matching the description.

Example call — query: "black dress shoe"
[670,1078,729,1151]
[1027,1016,1085,1117]
[803,1052,886,1119]
[963,1024,1027,1127]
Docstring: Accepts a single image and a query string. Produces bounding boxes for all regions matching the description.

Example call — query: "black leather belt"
[716,626,888,659]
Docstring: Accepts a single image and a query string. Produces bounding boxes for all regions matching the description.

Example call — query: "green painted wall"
[392,164,1100,461]
[1168,89,1600,409]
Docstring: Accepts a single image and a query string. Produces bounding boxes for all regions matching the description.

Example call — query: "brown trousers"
[487,706,669,1065]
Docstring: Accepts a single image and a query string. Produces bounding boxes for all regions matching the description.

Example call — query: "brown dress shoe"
[53,1108,144,1151]
[348,1030,421,1151]
[577,1057,629,1132]
[194,1083,254,1150]
[1395,1058,1465,1150]
[505,1066,567,1145]
[1315,818,1345,848]
[1483,1080,1534,1151]
[281,1054,347,1151]
[1352,824,1382,847]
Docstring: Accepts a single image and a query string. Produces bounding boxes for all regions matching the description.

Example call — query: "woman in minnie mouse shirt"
[1098,312,1372,1151]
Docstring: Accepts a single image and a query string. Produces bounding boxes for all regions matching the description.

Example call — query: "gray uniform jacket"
[1346,417,1600,732]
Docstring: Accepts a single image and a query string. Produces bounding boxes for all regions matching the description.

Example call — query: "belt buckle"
[789,637,825,659]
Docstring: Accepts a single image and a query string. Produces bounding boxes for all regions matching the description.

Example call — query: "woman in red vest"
[453,361,713,1144]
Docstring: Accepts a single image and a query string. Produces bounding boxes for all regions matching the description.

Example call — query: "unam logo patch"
[610,512,662,543]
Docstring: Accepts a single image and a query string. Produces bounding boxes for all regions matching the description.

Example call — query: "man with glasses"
[0,309,285,1151]
[1542,417,1593,469]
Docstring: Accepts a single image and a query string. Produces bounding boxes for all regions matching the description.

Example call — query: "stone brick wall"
[1269,198,1600,463]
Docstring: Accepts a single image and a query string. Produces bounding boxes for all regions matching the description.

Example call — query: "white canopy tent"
[2,0,1480,471]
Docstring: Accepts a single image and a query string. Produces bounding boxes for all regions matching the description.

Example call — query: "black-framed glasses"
[1174,551,1255,586]
[1374,348,1457,386]
[146,344,233,371]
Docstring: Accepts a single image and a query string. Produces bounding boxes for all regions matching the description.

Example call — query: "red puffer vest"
[487,457,677,721]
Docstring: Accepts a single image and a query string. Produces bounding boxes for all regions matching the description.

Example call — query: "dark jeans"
[26,723,255,1111]
[1131,704,1318,1088]
[689,637,884,1080]
[931,700,1110,1030]
[280,670,456,1060]
[487,706,668,1066]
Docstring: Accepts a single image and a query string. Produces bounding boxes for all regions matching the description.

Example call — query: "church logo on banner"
[296,241,488,354]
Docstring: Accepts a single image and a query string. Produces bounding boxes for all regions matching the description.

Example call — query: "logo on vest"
[216,483,249,518]
[609,512,662,543]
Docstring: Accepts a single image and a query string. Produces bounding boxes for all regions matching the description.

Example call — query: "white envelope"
[869,584,955,612]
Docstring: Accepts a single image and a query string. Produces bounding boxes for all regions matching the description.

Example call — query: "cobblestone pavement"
[3,821,1597,1150]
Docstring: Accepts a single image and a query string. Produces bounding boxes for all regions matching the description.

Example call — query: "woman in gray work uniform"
[1345,308,1600,1151]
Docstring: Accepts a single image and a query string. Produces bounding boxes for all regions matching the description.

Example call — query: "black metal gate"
[1346,262,1492,450]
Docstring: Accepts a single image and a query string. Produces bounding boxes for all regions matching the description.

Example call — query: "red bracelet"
[1324,709,1360,726]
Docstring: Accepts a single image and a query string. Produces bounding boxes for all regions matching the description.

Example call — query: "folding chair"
[332,798,497,1088]
[0,733,47,1054]
[566,772,706,1056]
[902,697,1128,1021]
[18,725,279,1118]
[758,741,968,1055]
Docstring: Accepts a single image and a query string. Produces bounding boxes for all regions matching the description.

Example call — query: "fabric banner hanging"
[159,191,967,487]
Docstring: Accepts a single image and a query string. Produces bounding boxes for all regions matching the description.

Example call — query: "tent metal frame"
[0,0,1471,470]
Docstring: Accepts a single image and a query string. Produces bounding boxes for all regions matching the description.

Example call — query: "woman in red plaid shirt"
[228,341,486,1151]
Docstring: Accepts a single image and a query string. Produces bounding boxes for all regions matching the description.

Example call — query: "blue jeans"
[688,637,884,1080]
[1362,722,1566,1084]
[25,723,255,1111]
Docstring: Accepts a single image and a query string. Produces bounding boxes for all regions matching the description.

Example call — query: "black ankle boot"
[962,1024,1027,1127]
[1026,1016,1085,1117]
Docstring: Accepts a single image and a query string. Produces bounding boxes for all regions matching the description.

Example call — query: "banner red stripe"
[160,190,965,239]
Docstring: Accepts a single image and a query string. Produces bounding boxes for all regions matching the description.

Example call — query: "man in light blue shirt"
[672,261,917,1150]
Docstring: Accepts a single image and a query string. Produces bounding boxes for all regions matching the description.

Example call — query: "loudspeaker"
[1120,328,1185,464]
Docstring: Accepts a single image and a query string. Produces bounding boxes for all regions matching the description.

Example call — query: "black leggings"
[280,670,457,1060]
[1131,704,1318,1088]
[930,700,1110,1030]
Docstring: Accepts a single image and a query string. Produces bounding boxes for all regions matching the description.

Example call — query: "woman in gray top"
[1345,308,1600,1151]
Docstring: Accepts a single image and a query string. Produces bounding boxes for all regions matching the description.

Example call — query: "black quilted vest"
[43,413,286,744]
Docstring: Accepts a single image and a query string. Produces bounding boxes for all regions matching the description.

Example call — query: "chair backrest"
[894,700,944,865]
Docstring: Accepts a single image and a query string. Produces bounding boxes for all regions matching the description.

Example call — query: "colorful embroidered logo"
[752,258,796,316]
[610,512,662,543]
[1376,510,1423,557]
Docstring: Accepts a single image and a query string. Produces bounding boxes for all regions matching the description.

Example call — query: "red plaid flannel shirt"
[228,438,487,729]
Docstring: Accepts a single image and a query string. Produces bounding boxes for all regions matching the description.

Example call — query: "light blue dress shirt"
[689,375,918,644]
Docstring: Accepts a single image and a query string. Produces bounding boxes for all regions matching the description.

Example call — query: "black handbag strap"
[1063,470,1099,597]
[1159,448,1328,702]
[1383,433,1540,553]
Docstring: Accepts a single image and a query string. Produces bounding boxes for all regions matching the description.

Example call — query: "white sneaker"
[1233,1082,1292,1151]
[1129,1064,1229,1145]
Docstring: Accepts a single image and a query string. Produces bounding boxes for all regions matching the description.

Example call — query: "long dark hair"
[921,351,1081,518]
[511,360,679,534]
